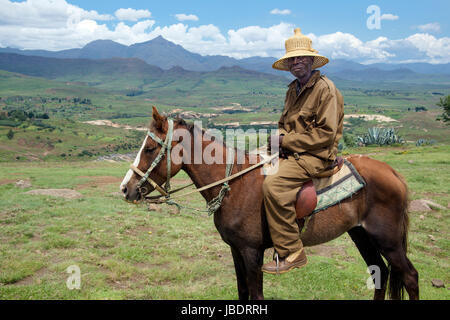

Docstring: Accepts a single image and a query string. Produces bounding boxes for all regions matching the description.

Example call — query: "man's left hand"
[268,135,287,158]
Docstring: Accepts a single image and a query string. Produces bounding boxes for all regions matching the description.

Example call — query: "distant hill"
[0,53,163,79]
[1,36,450,86]
[326,67,450,84]
[3,36,450,76]
[0,52,289,93]
[0,36,239,72]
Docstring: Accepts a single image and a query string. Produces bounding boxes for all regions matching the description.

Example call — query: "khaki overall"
[263,70,344,257]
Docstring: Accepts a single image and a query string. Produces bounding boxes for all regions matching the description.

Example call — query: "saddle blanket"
[311,159,366,214]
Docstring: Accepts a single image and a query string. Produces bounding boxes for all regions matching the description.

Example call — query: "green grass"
[0,67,449,299]
[0,145,448,299]
[0,118,147,162]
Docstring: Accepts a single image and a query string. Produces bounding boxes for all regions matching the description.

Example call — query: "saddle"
[295,156,344,220]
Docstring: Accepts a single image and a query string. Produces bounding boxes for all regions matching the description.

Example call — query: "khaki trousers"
[262,155,328,257]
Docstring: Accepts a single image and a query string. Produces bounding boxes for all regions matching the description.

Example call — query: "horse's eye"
[145,147,156,153]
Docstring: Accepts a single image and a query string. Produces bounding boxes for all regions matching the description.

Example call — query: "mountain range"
[1,36,450,85]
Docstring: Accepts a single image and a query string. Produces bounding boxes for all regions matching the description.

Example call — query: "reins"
[129,119,278,215]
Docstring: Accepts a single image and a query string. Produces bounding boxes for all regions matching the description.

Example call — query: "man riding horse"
[262,28,344,274]
[120,28,418,298]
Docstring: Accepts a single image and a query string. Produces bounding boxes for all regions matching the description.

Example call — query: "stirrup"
[273,251,280,275]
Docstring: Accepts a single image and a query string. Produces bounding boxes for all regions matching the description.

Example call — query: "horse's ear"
[152,106,164,130]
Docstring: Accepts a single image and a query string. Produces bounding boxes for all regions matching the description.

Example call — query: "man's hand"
[268,135,287,158]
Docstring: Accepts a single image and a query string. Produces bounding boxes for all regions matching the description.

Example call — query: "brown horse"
[120,108,419,300]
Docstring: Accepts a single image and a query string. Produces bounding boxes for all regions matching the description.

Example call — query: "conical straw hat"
[273,28,329,71]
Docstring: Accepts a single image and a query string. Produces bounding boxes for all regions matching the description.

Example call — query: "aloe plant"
[357,127,404,146]
[416,139,436,146]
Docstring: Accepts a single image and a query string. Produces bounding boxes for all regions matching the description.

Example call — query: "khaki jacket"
[279,70,344,176]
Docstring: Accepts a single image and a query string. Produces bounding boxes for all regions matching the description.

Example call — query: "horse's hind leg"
[363,207,419,300]
[404,257,419,299]
[382,247,419,300]
[348,226,388,300]
[230,246,249,300]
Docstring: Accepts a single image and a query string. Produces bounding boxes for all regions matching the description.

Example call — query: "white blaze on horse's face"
[120,135,148,194]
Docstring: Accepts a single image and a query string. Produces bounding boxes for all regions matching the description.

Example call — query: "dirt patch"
[15,179,32,188]
[344,114,398,123]
[14,267,49,286]
[409,199,446,212]
[83,120,147,131]
[76,176,122,190]
[307,244,348,259]
[17,139,54,156]
[264,244,350,261]
[1,179,32,187]
[0,179,16,186]
[25,189,82,199]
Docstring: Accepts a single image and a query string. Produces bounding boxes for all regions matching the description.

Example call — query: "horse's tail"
[388,169,410,300]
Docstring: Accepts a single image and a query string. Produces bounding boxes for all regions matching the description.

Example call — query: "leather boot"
[261,248,307,275]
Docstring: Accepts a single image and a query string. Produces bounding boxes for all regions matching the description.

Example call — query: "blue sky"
[1,0,449,63]
[67,0,448,40]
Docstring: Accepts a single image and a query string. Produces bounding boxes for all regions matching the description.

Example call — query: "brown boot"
[261,248,307,275]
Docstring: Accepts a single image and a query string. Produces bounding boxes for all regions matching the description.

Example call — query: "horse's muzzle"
[121,184,142,202]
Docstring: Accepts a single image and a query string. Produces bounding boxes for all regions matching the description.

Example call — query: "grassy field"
[0,145,448,300]
[0,65,449,300]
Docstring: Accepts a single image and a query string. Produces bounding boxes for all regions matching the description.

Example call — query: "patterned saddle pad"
[311,159,366,214]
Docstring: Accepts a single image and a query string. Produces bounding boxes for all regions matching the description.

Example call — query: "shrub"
[415,106,427,112]
[78,150,93,157]
[416,139,436,146]
[343,133,356,147]
[436,95,450,124]
[357,127,404,146]
[7,129,14,140]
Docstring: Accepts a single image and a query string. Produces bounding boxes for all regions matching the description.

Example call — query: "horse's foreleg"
[348,226,388,300]
[241,246,264,300]
[230,246,249,300]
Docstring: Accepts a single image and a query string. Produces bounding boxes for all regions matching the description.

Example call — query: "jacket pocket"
[298,110,316,132]
[295,154,327,177]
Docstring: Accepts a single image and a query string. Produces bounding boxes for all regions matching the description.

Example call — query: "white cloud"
[416,22,441,33]
[380,13,399,21]
[270,9,291,15]
[225,23,293,58]
[309,32,395,62]
[175,14,199,22]
[0,0,112,29]
[402,33,450,63]
[115,8,151,22]
[0,1,448,64]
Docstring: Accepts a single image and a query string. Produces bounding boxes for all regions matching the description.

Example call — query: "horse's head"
[120,107,186,202]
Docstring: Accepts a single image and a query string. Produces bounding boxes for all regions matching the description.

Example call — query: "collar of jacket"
[288,70,322,90]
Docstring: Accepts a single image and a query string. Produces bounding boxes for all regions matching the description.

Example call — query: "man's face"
[288,56,314,79]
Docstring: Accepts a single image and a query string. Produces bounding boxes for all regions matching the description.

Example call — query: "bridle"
[130,119,174,198]
[128,118,278,215]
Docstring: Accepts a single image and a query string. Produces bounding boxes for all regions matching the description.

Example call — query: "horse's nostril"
[122,187,128,195]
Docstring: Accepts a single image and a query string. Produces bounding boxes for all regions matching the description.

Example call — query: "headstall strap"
[132,119,174,198]
[130,118,279,216]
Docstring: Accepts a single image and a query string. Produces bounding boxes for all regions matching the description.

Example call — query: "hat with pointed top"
[272,28,329,71]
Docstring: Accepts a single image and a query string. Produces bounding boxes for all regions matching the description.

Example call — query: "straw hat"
[273,28,329,71]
